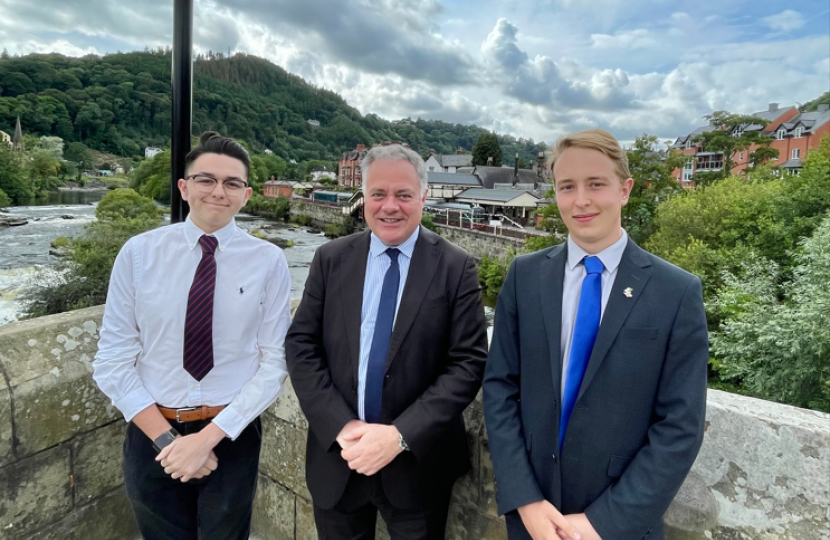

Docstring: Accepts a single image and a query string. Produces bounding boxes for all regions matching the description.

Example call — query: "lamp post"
[170,0,193,223]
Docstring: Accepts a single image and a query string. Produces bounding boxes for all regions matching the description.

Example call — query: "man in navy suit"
[483,129,708,540]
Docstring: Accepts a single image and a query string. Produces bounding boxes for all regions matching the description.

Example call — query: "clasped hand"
[337,419,402,476]
[156,434,219,482]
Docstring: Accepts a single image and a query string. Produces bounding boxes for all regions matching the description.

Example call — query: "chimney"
[513,153,519,187]
[536,151,545,181]
[818,103,830,112]
[487,156,493,166]
[457,147,465,155]
[768,103,779,112]
[429,149,435,155]
[356,143,366,151]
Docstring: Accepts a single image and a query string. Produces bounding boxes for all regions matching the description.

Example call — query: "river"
[0,190,330,325]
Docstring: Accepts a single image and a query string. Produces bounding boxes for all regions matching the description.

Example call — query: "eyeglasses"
[186,174,249,194]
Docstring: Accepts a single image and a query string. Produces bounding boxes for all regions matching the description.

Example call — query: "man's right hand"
[336,419,366,449]
[518,500,582,540]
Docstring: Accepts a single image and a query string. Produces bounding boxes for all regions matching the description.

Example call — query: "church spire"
[12,115,23,152]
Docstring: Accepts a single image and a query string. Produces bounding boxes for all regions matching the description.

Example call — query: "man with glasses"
[93,131,292,540]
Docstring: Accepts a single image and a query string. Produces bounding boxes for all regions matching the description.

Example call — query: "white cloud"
[591,29,657,50]
[762,10,805,33]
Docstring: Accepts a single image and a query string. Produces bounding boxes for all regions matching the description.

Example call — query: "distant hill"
[0,50,547,165]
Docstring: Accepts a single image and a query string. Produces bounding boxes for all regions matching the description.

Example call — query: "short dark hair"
[185,131,250,179]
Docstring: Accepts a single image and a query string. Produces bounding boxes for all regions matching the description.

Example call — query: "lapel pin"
[623,287,633,298]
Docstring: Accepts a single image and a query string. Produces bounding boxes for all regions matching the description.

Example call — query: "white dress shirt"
[560,229,628,398]
[93,217,291,440]
[357,227,420,421]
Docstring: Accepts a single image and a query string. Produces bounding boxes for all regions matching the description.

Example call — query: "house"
[307,119,320,127]
[0,130,11,148]
[427,171,481,200]
[339,144,368,188]
[338,141,410,188]
[425,148,473,173]
[672,103,799,184]
[262,179,294,199]
[474,165,540,189]
[145,147,163,159]
[453,188,541,225]
[765,104,830,175]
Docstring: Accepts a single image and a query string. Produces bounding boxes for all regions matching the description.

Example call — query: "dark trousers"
[313,472,453,540]
[123,417,262,540]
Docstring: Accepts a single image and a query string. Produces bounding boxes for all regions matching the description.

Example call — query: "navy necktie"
[364,248,401,424]
[183,235,218,381]
[559,255,604,449]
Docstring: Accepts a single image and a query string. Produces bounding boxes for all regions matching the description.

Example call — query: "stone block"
[269,378,309,430]
[252,473,294,540]
[72,421,126,503]
[13,360,119,456]
[0,446,72,538]
[0,306,103,388]
[0,384,12,467]
[295,495,318,540]
[453,407,484,509]
[480,438,499,518]
[663,472,718,540]
[31,487,137,540]
[259,414,310,500]
[446,500,506,540]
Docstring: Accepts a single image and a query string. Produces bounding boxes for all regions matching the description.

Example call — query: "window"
[733,128,743,138]
[794,127,803,138]
[739,152,744,161]
[792,148,801,159]
[791,169,800,176]
[684,140,691,149]
[777,129,786,140]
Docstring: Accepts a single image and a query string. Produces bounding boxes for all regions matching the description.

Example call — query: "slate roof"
[435,154,473,168]
[427,171,481,186]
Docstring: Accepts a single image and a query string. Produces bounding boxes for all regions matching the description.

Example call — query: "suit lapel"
[540,244,567,400]
[339,232,370,381]
[577,240,652,401]
[385,227,441,371]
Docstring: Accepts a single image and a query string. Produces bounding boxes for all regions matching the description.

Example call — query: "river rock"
[266,237,292,249]
[0,215,28,227]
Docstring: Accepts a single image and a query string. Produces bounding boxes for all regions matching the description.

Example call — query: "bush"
[709,213,830,412]
[51,236,69,248]
[478,248,516,297]
[421,213,438,233]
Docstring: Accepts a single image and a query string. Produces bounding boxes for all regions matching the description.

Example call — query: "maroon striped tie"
[183,235,219,381]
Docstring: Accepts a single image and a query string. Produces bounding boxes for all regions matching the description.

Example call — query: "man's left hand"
[156,423,226,482]
[340,424,402,476]
[558,514,602,540]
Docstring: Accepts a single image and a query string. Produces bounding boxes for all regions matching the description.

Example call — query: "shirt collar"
[566,229,628,273]
[183,216,238,252]
[369,226,420,261]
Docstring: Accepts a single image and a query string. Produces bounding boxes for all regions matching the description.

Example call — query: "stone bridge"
[1,307,827,540]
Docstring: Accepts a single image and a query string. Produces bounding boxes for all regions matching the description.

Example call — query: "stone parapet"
[0,306,137,540]
[1,306,827,539]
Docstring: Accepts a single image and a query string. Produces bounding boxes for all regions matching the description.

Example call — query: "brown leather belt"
[158,405,226,423]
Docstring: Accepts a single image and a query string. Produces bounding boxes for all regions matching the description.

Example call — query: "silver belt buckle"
[176,407,198,422]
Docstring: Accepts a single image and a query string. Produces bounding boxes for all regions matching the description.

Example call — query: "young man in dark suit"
[286,144,488,540]
[483,129,708,540]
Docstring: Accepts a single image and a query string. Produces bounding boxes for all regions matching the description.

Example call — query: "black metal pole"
[170,0,193,223]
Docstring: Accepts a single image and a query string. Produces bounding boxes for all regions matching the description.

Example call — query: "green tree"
[692,111,777,182]
[624,134,684,245]
[472,133,503,166]
[709,214,830,412]
[0,187,11,207]
[0,146,35,202]
[96,188,162,221]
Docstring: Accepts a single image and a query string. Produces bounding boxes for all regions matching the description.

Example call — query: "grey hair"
[360,144,428,192]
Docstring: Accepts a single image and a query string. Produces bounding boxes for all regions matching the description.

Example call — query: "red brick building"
[262,179,293,199]
[338,141,412,188]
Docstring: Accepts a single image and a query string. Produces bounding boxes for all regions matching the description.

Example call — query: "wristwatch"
[398,432,410,452]
[152,428,180,453]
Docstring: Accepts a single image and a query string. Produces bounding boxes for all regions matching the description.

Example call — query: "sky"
[1,0,828,146]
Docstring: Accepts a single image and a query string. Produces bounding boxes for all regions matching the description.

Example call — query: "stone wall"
[0,306,137,540]
[1,307,827,540]
[287,199,525,260]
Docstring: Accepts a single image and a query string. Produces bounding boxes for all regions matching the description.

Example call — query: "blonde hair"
[547,129,630,182]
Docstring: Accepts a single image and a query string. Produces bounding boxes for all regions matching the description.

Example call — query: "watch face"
[153,430,179,453]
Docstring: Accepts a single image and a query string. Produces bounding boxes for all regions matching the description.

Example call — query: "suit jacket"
[286,226,488,510]
[482,239,708,540]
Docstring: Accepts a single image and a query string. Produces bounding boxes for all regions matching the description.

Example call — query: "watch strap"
[152,428,180,453]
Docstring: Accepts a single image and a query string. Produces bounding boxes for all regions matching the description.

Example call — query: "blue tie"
[364,248,401,424]
[559,256,604,449]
